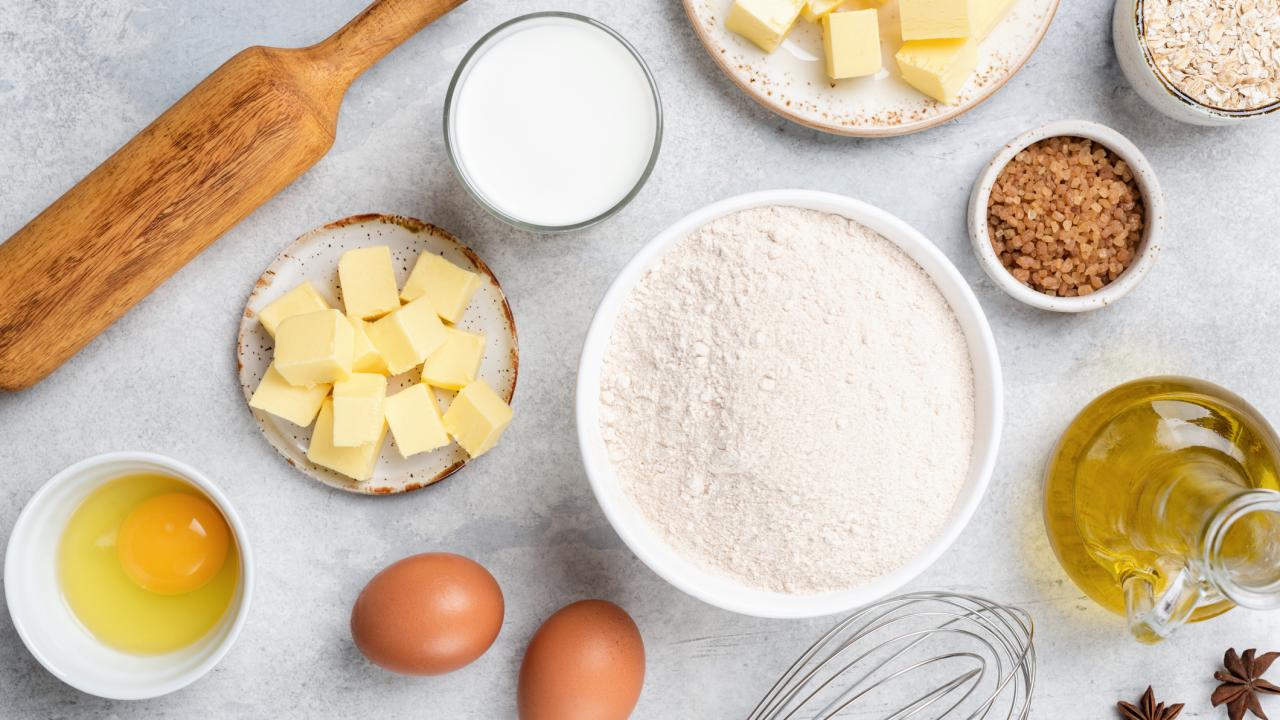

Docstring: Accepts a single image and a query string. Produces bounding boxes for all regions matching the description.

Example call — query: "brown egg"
[350,552,503,675]
[518,600,645,720]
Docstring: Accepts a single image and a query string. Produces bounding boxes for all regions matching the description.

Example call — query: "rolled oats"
[1142,0,1280,111]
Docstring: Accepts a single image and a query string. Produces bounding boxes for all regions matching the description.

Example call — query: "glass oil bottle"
[1044,377,1280,642]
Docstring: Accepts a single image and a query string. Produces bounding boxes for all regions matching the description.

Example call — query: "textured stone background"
[2,0,1278,717]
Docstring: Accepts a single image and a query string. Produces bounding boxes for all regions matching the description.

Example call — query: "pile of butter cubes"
[249,245,513,482]
[726,0,1020,104]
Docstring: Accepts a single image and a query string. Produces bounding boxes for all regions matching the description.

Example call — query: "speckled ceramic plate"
[237,214,518,495]
[684,0,1059,136]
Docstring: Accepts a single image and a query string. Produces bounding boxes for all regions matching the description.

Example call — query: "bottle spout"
[1208,490,1280,611]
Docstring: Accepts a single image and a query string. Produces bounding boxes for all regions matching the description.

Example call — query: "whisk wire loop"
[748,591,1036,720]
[802,628,991,718]
[818,651,986,720]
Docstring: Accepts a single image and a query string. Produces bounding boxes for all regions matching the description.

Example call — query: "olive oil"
[1045,377,1280,641]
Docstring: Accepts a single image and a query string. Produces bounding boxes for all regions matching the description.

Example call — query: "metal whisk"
[749,591,1036,720]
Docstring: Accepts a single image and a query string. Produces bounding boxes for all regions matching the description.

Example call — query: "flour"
[599,206,975,595]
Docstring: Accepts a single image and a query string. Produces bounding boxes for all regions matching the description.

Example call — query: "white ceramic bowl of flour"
[576,190,1003,618]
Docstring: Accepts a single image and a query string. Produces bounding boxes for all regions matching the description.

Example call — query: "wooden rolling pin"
[0,0,464,391]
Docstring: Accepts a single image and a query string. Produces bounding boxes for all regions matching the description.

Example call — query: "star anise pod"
[1213,648,1280,720]
[1118,686,1185,720]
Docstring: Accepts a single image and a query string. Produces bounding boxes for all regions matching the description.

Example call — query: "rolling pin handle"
[308,0,467,87]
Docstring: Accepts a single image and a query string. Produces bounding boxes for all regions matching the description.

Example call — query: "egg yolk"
[117,493,230,595]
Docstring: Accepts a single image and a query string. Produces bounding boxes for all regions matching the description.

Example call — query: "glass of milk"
[444,13,663,233]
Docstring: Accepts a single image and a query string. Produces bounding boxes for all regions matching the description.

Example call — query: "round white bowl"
[968,120,1164,313]
[1113,0,1280,126]
[5,452,254,700]
[576,190,1004,619]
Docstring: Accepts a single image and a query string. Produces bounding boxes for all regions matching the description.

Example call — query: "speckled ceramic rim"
[681,0,1060,137]
[968,120,1164,313]
[1129,0,1280,120]
[577,189,1004,619]
[443,12,664,233]
[4,452,254,700]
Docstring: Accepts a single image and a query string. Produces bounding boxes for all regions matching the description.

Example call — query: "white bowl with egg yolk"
[4,451,254,699]
[576,189,1004,618]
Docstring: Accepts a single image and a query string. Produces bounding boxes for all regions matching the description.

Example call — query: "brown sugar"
[986,136,1145,297]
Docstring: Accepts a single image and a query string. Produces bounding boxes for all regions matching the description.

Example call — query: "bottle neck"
[1123,472,1280,642]
[1129,462,1280,610]
[1133,456,1253,556]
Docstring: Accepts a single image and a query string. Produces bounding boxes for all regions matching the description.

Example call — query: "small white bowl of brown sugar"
[968,120,1164,313]
[1114,0,1280,125]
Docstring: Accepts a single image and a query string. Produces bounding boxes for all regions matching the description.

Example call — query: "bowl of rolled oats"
[968,120,1165,313]
[1114,0,1280,125]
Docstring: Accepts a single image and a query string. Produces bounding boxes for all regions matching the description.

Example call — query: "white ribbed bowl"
[576,190,1003,618]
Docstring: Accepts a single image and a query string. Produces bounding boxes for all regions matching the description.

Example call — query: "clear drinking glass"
[442,12,664,233]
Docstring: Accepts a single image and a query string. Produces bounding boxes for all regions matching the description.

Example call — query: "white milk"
[451,17,659,228]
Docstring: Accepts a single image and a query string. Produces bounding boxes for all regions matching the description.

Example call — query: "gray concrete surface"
[3,0,1279,717]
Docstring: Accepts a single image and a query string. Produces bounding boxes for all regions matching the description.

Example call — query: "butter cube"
[896,38,979,104]
[823,10,882,79]
[726,0,806,53]
[366,296,448,375]
[972,0,1019,39]
[899,0,973,40]
[274,309,353,387]
[442,381,513,458]
[400,253,482,324]
[258,282,329,338]
[421,328,486,391]
[332,373,387,447]
[338,246,400,320]
[348,316,388,375]
[307,397,385,482]
[801,0,844,23]
[249,364,330,427]
[384,384,450,458]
